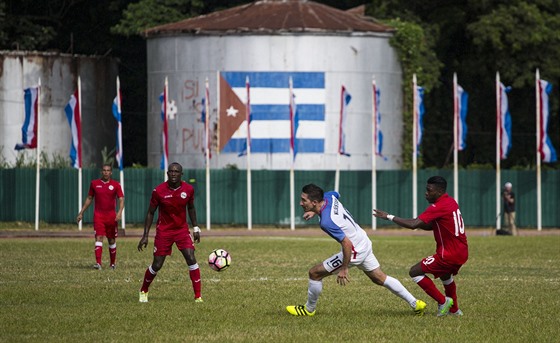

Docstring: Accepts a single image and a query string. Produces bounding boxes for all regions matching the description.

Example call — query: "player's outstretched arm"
[372,209,431,230]
[138,206,156,251]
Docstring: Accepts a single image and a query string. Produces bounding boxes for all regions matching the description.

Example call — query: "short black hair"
[168,162,183,172]
[302,184,324,202]
[427,176,447,192]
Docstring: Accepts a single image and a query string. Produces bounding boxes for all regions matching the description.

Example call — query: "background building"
[144,1,404,170]
[0,51,118,167]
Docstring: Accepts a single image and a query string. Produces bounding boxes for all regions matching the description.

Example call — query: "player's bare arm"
[115,196,124,221]
[336,237,352,286]
[372,209,432,231]
[76,195,94,223]
[138,206,156,251]
[187,201,200,243]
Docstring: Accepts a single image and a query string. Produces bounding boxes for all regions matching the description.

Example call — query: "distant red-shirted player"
[77,164,124,270]
[373,176,468,317]
[137,162,202,303]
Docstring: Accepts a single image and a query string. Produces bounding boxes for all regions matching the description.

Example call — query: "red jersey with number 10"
[418,193,468,265]
[150,181,194,232]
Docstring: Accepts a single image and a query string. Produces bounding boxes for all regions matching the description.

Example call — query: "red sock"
[189,266,202,299]
[141,266,157,293]
[416,276,446,304]
[94,242,103,265]
[443,280,458,312]
[109,244,117,266]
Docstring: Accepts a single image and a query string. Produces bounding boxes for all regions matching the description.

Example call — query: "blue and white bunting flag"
[65,90,82,169]
[112,86,123,170]
[415,86,425,151]
[457,85,468,151]
[499,83,512,160]
[538,79,557,163]
[338,86,351,156]
[15,87,39,150]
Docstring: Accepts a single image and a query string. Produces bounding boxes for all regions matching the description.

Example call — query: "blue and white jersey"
[319,191,372,253]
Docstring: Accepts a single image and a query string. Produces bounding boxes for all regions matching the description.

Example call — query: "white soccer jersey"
[319,191,372,253]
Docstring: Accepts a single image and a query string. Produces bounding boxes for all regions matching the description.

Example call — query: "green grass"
[1,233,559,342]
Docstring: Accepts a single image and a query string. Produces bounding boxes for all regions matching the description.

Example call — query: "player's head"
[101,164,112,181]
[167,162,183,183]
[301,184,324,213]
[504,182,512,190]
[425,176,447,203]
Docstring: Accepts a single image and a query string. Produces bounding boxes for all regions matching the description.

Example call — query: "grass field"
[1,231,559,343]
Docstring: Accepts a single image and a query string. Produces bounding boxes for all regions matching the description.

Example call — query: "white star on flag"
[226,105,239,117]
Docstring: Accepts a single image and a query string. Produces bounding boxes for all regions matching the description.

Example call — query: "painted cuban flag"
[65,90,82,169]
[499,83,512,160]
[456,85,468,151]
[15,87,39,150]
[538,79,557,163]
[219,71,325,154]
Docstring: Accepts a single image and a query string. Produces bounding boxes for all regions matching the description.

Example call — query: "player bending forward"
[286,184,426,317]
[373,176,468,317]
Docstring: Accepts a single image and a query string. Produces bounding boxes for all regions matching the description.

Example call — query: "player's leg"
[441,273,463,315]
[510,212,518,236]
[363,263,425,315]
[286,254,334,316]
[93,220,106,269]
[410,259,453,316]
[107,221,118,269]
[178,231,202,301]
[140,234,170,302]
[180,248,202,301]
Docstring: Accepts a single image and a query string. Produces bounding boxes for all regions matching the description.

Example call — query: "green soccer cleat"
[139,291,149,303]
[437,297,454,317]
[195,297,204,303]
[286,305,315,317]
[414,300,427,316]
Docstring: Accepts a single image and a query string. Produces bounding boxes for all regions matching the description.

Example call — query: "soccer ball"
[208,249,231,272]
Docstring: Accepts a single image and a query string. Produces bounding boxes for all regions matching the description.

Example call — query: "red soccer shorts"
[93,219,118,239]
[153,229,195,256]
[420,253,463,279]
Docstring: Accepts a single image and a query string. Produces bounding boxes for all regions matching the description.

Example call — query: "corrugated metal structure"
[1,168,559,228]
[144,0,404,170]
[0,51,118,167]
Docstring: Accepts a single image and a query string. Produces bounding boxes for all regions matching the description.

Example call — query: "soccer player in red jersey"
[77,164,124,270]
[373,176,468,316]
[137,162,202,303]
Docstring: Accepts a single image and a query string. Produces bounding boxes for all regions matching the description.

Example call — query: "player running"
[286,183,426,317]
[373,176,468,316]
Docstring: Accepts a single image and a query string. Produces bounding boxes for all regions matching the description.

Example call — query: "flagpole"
[35,79,41,231]
[495,72,502,231]
[335,85,343,193]
[289,76,295,231]
[116,76,125,230]
[536,69,542,231]
[205,77,211,231]
[246,76,252,230]
[371,78,377,230]
[412,74,418,218]
[453,73,459,201]
[78,76,83,231]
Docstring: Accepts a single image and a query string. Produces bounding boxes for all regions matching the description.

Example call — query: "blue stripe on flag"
[224,138,324,154]
[250,104,325,121]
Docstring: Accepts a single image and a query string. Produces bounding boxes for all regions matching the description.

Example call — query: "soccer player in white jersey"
[286,184,426,317]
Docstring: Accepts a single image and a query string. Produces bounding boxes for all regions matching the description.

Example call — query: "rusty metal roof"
[144,0,393,37]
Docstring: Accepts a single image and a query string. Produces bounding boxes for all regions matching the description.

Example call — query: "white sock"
[441,276,454,286]
[383,275,417,308]
[305,279,322,312]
